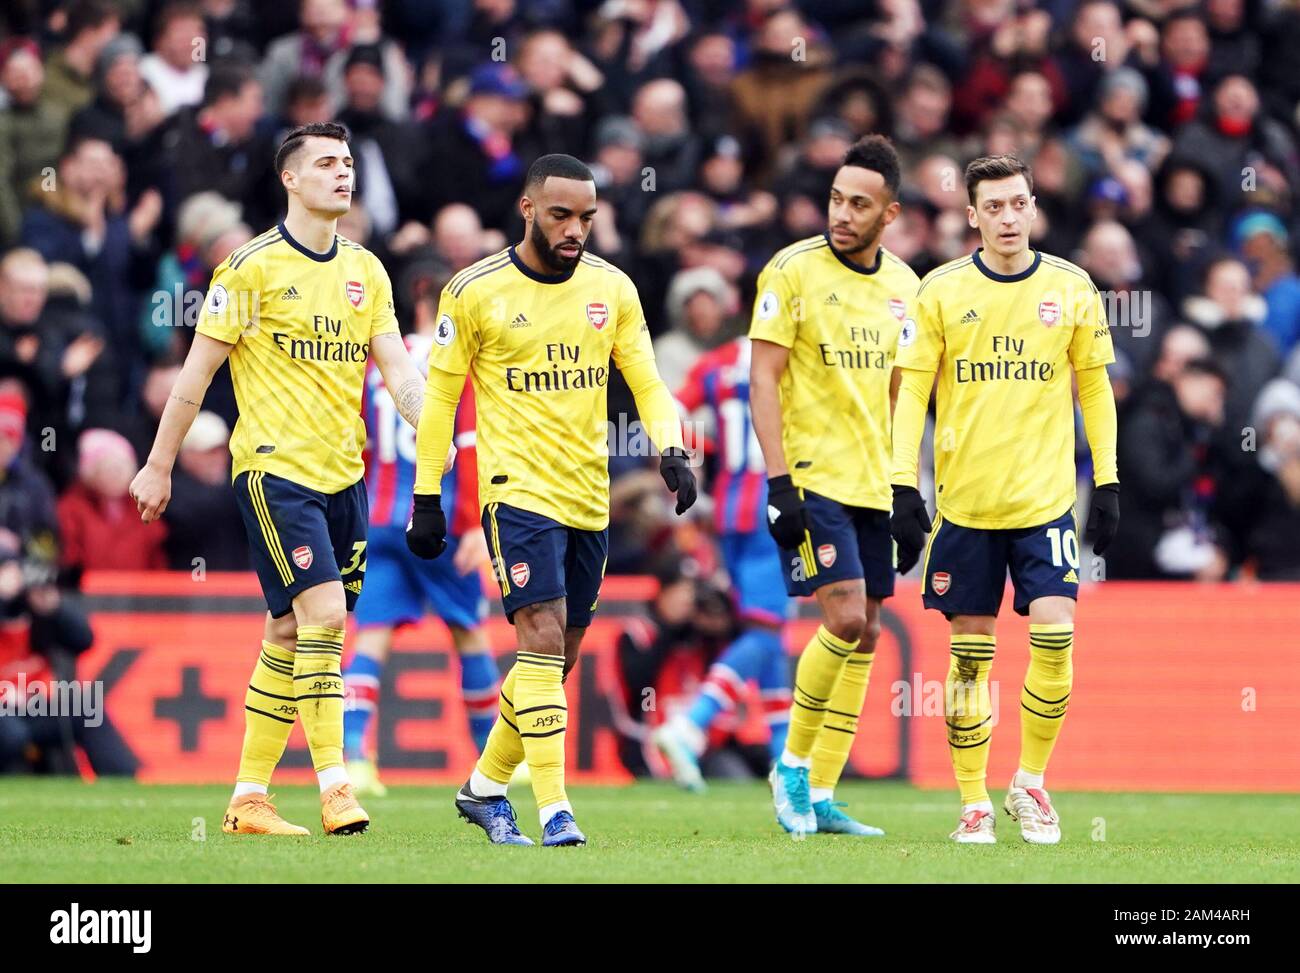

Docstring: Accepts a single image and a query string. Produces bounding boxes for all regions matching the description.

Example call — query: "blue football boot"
[454,782,533,846]
[541,810,587,847]
[813,800,885,836]
[769,760,816,835]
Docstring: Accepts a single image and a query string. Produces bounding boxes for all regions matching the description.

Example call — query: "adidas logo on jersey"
[1062,569,1079,584]
[281,286,301,300]
[510,313,530,328]
[824,293,840,306]
[959,308,980,324]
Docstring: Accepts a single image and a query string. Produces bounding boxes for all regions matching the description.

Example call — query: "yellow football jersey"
[893,249,1115,530]
[427,247,658,532]
[749,234,920,510]
[195,223,399,494]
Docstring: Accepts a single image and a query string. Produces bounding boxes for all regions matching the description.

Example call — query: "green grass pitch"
[3,779,1297,883]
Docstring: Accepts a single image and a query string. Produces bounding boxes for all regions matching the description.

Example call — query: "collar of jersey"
[277,220,338,263]
[509,245,576,284]
[972,247,1041,283]
[823,232,883,275]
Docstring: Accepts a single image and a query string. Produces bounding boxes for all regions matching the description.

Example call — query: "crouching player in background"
[652,336,791,792]
[344,293,497,797]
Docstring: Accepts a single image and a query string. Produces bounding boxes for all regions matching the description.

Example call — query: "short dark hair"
[965,154,1034,204]
[65,0,118,38]
[1181,356,1229,387]
[203,63,254,107]
[524,153,594,195]
[274,121,351,177]
[61,132,111,161]
[154,0,203,38]
[285,75,329,107]
[840,134,901,197]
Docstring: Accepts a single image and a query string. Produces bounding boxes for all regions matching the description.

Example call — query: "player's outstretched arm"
[621,358,696,515]
[1077,364,1121,554]
[129,333,234,523]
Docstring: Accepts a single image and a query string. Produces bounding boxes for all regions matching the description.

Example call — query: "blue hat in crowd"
[468,64,529,100]
[1232,210,1290,250]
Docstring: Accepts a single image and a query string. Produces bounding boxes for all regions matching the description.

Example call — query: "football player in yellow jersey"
[129,123,433,836]
[890,155,1121,845]
[750,135,920,836]
[406,154,696,847]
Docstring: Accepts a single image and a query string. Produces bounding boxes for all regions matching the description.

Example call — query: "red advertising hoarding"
[75,573,1299,791]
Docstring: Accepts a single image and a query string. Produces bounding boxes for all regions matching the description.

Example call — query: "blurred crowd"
[0,0,1296,615]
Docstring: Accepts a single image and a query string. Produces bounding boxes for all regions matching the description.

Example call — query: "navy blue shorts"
[482,502,609,629]
[353,525,487,631]
[234,471,369,618]
[921,506,1081,617]
[779,489,895,601]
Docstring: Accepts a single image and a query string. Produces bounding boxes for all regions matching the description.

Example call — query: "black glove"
[765,474,807,550]
[1086,482,1120,555]
[895,541,921,576]
[405,493,447,559]
[659,447,697,515]
[890,485,932,570]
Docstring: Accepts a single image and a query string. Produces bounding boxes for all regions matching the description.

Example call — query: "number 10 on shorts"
[1045,526,1080,569]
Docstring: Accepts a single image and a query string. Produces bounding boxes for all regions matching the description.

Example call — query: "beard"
[834,210,888,255]
[531,220,584,273]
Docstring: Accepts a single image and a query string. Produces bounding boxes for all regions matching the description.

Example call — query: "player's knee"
[266,613,298,650]
[514,600,565,655]
[825,608,867,645]
[858,617,882,654]
[298,604,347,633]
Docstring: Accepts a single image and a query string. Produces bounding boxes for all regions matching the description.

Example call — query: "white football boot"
[949,808,997,844]
[1003,779,1062,844]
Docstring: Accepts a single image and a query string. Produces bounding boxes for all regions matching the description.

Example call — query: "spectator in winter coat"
[58,428,166,580]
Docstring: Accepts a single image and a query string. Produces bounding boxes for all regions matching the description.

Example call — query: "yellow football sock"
[236,640,297,786]
[809,649,874,791]
[1020,623,1074,776]
[786,625,857,760]
[514,650,568,810]
[946,633,996,806]
[477,665,524,784]
[294,625,346,773]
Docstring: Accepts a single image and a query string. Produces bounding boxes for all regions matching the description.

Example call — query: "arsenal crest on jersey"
[888,298,907,320]
[511,562,531,587]
[1038,300,1061,326]
[346,280,365,308]
[293,546,314,570]
[931,571,951,595]
[587,302,608,330]
[817,544,837,568]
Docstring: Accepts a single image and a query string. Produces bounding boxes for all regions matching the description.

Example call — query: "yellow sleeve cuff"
[1077,364,1118,485]
[622,358,684,452]
[414,365,464,494]
[890,367,933,487]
